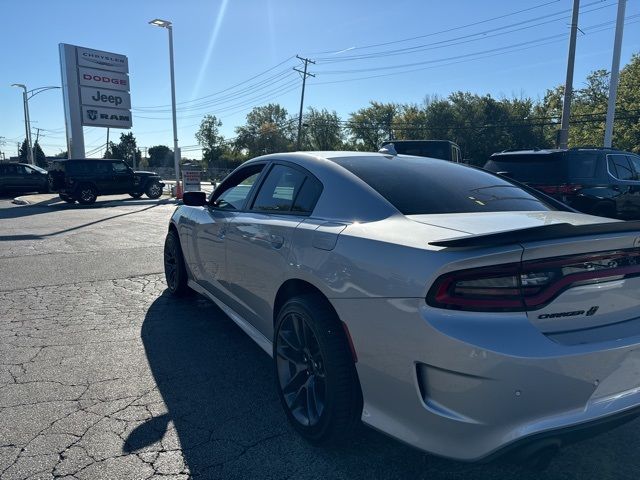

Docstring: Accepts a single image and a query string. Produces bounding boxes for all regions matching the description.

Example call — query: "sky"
[1,0,639,160]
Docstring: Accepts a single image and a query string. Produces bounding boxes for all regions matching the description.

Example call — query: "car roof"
[52,158,124,162]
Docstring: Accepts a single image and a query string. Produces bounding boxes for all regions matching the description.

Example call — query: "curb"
[12,197,30,206]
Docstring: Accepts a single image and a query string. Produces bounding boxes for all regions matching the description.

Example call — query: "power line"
[305,0,563,55]
[314,0,614,64]
[310,16,640,84]
[134,55,297,110]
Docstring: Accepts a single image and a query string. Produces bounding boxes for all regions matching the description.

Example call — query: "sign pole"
[59,44,85,158]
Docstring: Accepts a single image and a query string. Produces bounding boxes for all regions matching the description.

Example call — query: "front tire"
[146,181,163,199]
[164,229,189,296]
[76,184,97,205]
[274,295,362,445]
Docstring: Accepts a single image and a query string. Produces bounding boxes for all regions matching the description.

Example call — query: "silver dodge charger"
[163,151,640,462]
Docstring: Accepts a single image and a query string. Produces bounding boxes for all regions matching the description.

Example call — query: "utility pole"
[604,0,627,148]
[294,55,315,150]
[105,128,110,158]
[557,0,580,149]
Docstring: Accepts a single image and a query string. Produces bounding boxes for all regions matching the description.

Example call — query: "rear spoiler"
[429,221,640,248]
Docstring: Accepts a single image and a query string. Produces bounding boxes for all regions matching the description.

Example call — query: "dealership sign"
[78,67,129,91]
[60,43,132,157]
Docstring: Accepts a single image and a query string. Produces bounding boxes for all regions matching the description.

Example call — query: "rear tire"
[76,184,97,205]
[146,181,163,199]
[164,229,190,296]
[274,294,362,445]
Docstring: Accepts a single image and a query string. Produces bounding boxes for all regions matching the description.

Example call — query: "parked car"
[380,140,462,162]
[163,151,640,463]
[484,148,640,219]
[0,162,49,194]
[48,158,165,204]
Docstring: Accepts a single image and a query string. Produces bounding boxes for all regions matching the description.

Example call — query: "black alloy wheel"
[163,229,189,296]
[146,181,163,199]
[274,295,362,444]
[276,311,327,427]
[77,184,97,205]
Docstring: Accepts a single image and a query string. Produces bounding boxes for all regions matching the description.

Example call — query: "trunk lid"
[413,212,640,339]
[408,211,614,236]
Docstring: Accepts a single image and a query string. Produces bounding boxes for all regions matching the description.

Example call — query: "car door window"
[608,155,634,181]
[16,165,30,176]
[251,165,308,213]
[112,162,128,173]
[627,155,640,181]
[211,164,264,210]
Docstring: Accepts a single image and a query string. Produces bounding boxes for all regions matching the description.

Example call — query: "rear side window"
[333,155,552,215]
[627,155,640,177]
[292,176,323,213]
[484,153,567,184]
[567,152,599,178]
[608,155,635,181]
[252,165,306,213]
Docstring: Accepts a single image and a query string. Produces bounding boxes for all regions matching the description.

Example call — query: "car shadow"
[0,196,175,223]
[130,290,618,479]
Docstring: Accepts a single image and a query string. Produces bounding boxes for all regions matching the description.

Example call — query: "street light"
[149,18,181,195]
[10,84,60,165]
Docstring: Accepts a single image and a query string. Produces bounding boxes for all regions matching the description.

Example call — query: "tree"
[534,53,640,151]
[107,132,141,167]
[148,145,174,168]
[234,104,294,156]
[54,151,68,158]
[346,101,398,151]
[302,107,344,150]
[195,115,226,168]
[33,141,47,168]
[18,139,29,162]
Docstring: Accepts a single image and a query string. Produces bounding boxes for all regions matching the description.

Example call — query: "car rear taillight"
[427,249,640,312]
[533,184,583,196]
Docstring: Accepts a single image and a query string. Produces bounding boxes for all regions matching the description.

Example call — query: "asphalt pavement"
[1,193,640,479]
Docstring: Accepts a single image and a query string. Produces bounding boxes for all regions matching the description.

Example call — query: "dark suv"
[484,148,640,219]
[48,159,165,205]
[0,163,49,194]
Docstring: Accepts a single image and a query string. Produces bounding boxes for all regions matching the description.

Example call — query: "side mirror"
[183,191,207,206]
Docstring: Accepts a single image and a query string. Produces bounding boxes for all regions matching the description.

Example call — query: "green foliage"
[33,141,47,168]
[234,104,295,156]
[106,132,141,167]
[53,151,68,158]
[18,139,29,162]
[17,139,48,167]
[346,101,398,151]
[148,145,174,168]
[302,107,344,150]
[196,115,226,168]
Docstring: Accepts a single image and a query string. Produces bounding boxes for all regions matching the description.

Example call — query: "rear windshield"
[390,142,450,160]
[332,155,552,215]
[484,153,567,184]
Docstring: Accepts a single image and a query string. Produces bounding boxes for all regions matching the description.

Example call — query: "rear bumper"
[332,297,640,461]
[483,402,640,462]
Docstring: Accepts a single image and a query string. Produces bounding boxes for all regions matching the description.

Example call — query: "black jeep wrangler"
[48,159,165,205]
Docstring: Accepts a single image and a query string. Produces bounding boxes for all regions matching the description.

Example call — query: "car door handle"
[270,234,284,249]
